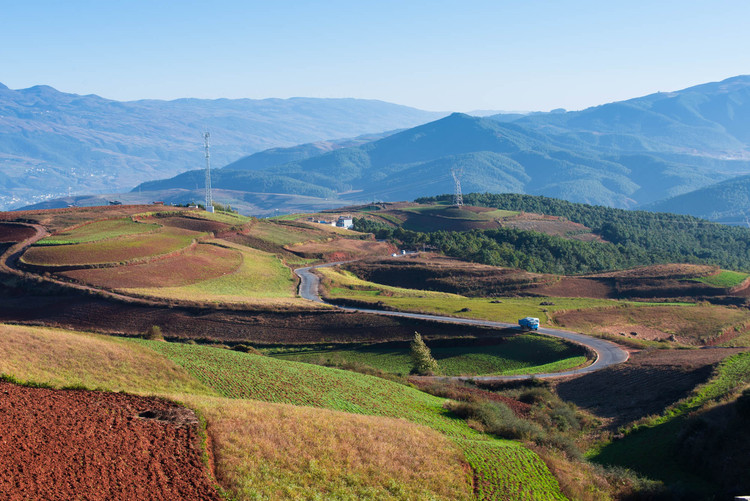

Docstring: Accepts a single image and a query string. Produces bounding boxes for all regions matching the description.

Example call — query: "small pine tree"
[410,331,439,375]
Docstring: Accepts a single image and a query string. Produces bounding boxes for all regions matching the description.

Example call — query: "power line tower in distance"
[203,131,214,213]
[451,168,464,207]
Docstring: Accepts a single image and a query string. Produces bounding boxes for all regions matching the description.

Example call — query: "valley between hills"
[1,197,749,500]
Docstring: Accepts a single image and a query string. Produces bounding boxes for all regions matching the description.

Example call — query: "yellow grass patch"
[0,324,215,395]
[555,304,750,345]
[176,394,472,501]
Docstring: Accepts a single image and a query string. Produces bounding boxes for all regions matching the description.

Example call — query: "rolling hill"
[0,83,443,210]
[643,173,750,224]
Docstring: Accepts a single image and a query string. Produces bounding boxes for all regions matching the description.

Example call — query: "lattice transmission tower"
[451,168,463,207]
[203,131,213,211]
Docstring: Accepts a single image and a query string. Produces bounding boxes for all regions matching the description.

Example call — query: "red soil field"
[0,205,194,233]
[146,216,232,234]
[526,277,615,299]
[0,223,37,243]
[20,227,198,268]
[345,253,551,296]
[0,382,220,501]
[287,238,395,261]
[499,213,604,242]
[61,243,242,288]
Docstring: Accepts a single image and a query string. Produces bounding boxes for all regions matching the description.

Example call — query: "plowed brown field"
[61,243,242,288]
[0,223,37,243]
[0,294,508,344]
[148,216,232,234]
[554,348,745,428]
[0,382,220,501]
[287,238,394,261]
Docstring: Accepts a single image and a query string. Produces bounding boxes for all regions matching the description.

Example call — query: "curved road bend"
[294,263,629,381]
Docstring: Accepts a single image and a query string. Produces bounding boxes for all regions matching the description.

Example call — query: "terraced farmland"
[61,243,243,288]
[36,218,160,245]
[21,226,199,267]
[460,440,565,501]
[125,240,298,304]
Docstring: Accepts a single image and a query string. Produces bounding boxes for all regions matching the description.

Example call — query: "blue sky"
[1,0,748,111]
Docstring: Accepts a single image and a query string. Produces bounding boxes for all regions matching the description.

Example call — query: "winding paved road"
[295,263,629,380]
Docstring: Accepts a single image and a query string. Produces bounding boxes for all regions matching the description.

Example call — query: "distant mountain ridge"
[509,75,750,156]
[136,75,750,211]
[643,173,750,224]
[0,83,443,209]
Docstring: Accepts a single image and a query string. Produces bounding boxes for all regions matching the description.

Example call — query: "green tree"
[410,332,439,375]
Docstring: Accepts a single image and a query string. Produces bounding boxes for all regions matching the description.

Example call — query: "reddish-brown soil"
[0,382,220,501]
[287,238,395,262]
[345,253,552,297]
[0,223,37,243]
[554,348,745,428]
[61,243,242,288]
[0,291,511,345]
[0,205,194,234]
[20,227,198,268]
[526,277,615,299]
[146,216,232,234]
[498,213,603,242]
[587,264,716,279]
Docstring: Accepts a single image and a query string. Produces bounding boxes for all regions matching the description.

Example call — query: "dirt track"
[0,382,220,501]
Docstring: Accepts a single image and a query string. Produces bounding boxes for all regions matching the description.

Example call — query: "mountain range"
[134,76,750,212]
[10,75,750,217]
[0,83,443,209]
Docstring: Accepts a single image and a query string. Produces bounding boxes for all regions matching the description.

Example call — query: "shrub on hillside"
[144,325,165,341]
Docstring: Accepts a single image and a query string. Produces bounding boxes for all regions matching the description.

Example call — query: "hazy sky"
[2,0,748,112]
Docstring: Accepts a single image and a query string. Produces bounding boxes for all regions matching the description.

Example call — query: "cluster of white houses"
[309,216,354,229]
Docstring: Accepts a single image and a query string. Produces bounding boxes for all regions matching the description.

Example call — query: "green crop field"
[35,218,160,245]
[460,439,565,501]
[273,334,588,376]
[694,269,750,288]
[22,226,198,267]
[137,339,567,500]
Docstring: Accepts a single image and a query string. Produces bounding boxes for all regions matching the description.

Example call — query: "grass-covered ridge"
[0,324,214,395]
[694,269,750,288]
